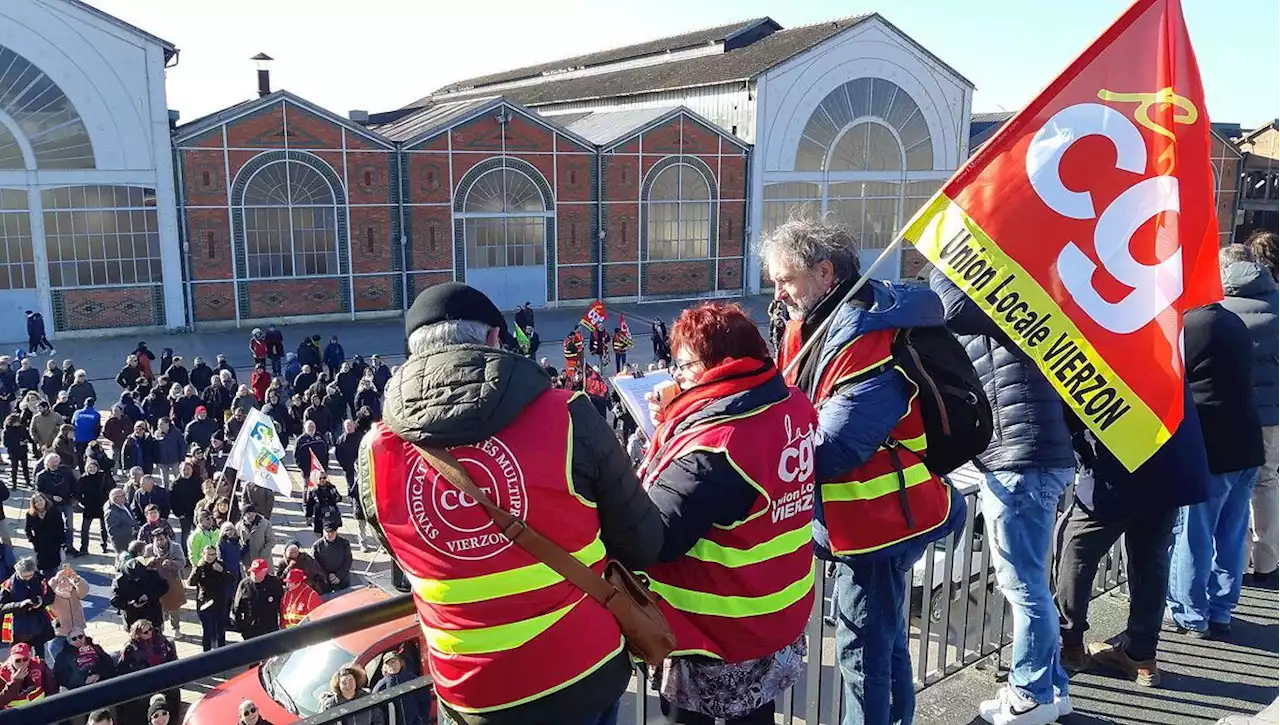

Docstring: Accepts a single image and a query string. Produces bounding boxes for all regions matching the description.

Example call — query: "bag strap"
[413,444,618,606]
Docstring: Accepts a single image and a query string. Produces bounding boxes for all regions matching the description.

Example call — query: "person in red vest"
[280,567,321,628]
[639,302,818,724]
[562,328,585,377]
[588,325,610,369]
[360,282,662,725]
[0,642,57,709]
[762,220,964,725]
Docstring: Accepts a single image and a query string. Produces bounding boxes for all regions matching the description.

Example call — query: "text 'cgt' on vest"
[360,388,623,714]
[783,322,952,557]
[639,384,819,663]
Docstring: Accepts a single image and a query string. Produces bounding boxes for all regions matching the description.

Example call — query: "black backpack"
[848,325,993,475]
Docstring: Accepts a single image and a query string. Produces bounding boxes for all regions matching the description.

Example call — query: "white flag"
[226,408,294,497]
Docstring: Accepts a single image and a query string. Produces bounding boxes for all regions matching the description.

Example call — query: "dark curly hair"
[1249,231,1280,283]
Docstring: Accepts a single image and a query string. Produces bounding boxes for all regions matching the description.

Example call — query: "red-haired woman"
[639,302,819,725]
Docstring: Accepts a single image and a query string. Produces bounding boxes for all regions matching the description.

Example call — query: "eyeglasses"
[68,635,84,642]
[241,706,258,715]
[673,358,703,372]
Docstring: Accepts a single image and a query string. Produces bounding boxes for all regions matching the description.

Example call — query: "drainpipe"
[396,145,410,310]
[173,146,196,331]
[741,147,751,300]
[595,151,605,300]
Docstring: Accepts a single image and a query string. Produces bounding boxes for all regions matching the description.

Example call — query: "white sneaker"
[47,348,56,357]
[1055,694,1072,717]
[979,687,1060,725]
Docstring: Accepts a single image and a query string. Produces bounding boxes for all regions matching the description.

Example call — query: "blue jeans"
[980,468,1073,705]
[1167,467,1259,631]
[833,539,928,725]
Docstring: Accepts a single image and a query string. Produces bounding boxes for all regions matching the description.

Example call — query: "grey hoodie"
[1221,261,1279,426]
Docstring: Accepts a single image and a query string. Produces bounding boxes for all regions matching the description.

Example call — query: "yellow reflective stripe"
[649,569,814,618]
[897,432,927,452]
[565,392,596,509]
[412,538,606,605]
[424,595,585,655]
[831,354,895,389]
[821,462,933,503]
[685,525,810,568]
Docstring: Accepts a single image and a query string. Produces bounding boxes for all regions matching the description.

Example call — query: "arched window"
[460,168,548,268]
[0,45,95,170]
[796,78,932,172]
[644,162,713,261]
[239,159,340,278]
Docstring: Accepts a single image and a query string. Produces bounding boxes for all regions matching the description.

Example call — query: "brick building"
[171,13,971,328]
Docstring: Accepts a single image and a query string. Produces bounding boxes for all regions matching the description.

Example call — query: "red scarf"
[649,357,778,456]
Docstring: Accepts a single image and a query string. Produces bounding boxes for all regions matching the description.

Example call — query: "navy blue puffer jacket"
[930,270,1074,473]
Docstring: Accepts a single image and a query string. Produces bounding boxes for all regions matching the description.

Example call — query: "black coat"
[40,372,62,402]
[119,434,156,474]
[110,560,169,627]
[166,365,190,389]
[931,269,1074,472]
[188,559,233,612]
[25,511,65,571]
[335,430,362,473]
[76,470,112,520]
[190,363,215,392]
[171,475,203,519]
[304,481,341,531]
[232,575,284,637]
[54,639,115,689]
[311,536,353,591]
[296,434,330,481]
[185,417,220,449]
[1184,303,1266,474]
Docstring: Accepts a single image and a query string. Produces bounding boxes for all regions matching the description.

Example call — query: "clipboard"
[609,370,673,440]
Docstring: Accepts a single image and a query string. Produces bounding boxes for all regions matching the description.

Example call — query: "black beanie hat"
[405,282,506,338]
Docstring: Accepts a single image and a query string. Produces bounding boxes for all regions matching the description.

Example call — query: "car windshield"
[260,640,356,717]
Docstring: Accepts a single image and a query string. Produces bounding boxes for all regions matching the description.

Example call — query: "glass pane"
[828,123,870,171]
[866,124,904,172]
[678,168,710,201]
[649,166,681,201]
[869,79,898,120]
[905,139,934,171]
[463,169,545,213]
[0,46,94,169]
[863,198,899,249]
[764,182,821,201]
[795,137,826,172]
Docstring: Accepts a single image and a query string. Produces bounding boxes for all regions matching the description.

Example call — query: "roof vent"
[349,110,370,123]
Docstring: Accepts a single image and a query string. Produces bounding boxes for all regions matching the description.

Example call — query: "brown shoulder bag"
[415,444,676,666]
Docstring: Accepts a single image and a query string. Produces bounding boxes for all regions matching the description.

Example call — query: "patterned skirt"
[658,633,807,719]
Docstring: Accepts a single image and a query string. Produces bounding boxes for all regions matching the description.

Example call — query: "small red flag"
[580,300,607,330]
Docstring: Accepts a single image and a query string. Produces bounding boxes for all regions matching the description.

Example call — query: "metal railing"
[4,472,1129,725]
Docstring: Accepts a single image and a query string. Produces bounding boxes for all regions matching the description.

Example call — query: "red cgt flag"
[905,0,1219,471]
[580,300,607,331]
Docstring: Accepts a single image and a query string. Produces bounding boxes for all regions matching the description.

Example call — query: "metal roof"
[62,0,177,60]
[372,97,499,142]
[404,14,971,110]
[431,18,776,96]
[404,16,871,110]
[971,111,1014,124]
[562,107,680,145]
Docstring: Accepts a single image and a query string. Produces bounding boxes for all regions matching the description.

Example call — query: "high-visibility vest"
[611,334,632,354]
[281,586,321,627]
[562,336,583,358]
[639,383,818,663]
[781,322,952,556]
[360,389,623,714]
[0,667,46,707]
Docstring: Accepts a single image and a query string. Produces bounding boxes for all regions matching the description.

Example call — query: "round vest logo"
[406,438,529,561]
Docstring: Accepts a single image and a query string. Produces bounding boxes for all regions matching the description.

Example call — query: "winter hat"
[148,693,169,718]
[404,282,506,338]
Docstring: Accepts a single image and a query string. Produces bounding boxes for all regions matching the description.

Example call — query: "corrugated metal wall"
[537,84,756,144]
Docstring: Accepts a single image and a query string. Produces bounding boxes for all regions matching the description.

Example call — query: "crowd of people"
[0,325,402,720]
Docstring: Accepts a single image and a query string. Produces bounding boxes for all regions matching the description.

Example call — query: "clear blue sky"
[93,0,1278,127]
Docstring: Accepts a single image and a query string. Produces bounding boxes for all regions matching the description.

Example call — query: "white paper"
[609,371,673,440]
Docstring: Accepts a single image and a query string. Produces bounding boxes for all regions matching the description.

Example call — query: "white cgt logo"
[778,415,815,484]
[1026,92,1195,335]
